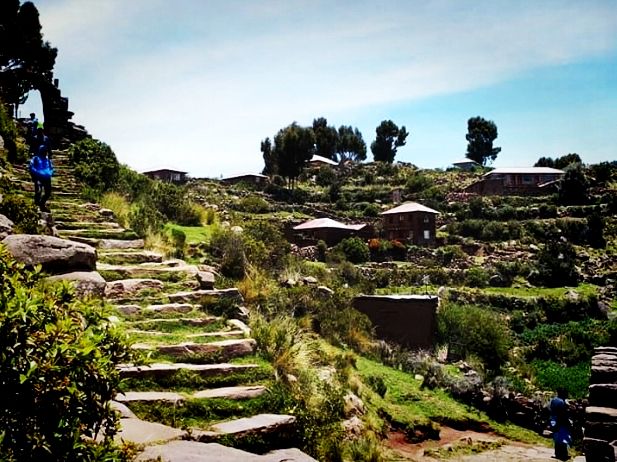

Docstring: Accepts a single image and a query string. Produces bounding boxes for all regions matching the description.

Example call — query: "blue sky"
[21,0,617,177]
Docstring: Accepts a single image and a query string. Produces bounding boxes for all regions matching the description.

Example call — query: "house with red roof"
[380,202,440,245]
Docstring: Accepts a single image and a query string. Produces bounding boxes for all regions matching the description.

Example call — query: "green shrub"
[209,228,247,279]
[315,166,337,186]
[406,172,433,193]
[336,237,369,264]
[532,239,578,287]
[316,240,327,262]
[243,221,289,269]
[128,203,165,237]
[0,194,39,233]
[531,360,589,399]
[68,138,120,194]
[363,203,381,217]
[465,267,489,288]
[100,192,130,228]
[366,374,387,398]
[0,247,131,460]
[235,196,271,214]
[170,227,186,259]
[437,303,512,374]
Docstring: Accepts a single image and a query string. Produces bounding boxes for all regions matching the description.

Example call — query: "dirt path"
[385,427,566,461]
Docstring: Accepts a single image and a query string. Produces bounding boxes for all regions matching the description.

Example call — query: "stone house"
[308,154,338,168]
[451,158,479,171]
[221,173,268,186]
[292,217,367,246]
[465,167,564,195]
[143,169,188,183]
[380,202,439,245]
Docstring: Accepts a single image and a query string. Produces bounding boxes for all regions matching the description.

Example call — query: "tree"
[554,153,582,170]
[587,211,606,249]
[0,1,57,109]
[370,120,408,163]
[336,125,366,162]
[558,162,589,205]
[272,122,315,188]
[535,156,555,168]
[312,117,338,161]
[533,237,579,287]
[465,116,501,166]
[261,137,276,175]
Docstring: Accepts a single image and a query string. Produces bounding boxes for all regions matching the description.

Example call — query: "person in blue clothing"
[549,387,571,461]
[31,126,51,157]
[29,143,54,212]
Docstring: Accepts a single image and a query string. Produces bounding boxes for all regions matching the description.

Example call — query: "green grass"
[165,223,216,245]
[482,283,599,298]
[354,356,547,446]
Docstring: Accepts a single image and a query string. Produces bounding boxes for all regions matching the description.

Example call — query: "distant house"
[221,173,268,186]
[452,158,479,171]
[308,154,338,168]
[465,167,564,195]
[380,202,439,245]
[143,169,188,183]
[293,217,366,245]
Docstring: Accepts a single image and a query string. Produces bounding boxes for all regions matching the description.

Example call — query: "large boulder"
[0,214,14,239]
[2,234,96,273]
[46,271,107,297]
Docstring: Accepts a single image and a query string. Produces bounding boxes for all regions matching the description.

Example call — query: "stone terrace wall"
[584,346,617,462]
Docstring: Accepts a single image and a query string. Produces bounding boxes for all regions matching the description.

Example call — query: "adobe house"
[308,154,338,168]
[451,158,479,171]
[143,169,188,183]
[293,217,366,246]
[221,173,268,186]
[465,167,564,195]
[380,202,439,245]
[353,295,439,350]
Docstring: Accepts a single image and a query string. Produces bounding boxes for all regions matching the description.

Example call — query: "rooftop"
[309,154,338,166]
[222,173,267,180]
[142,168,188,175]
[485,167,564,176]
[380,202,440,215]
[293,217,366,231]
[452,158,479,165]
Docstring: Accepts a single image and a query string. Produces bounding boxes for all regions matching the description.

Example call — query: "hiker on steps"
[29,143,54,212]
[31,126,51,158]
[549,387,572,461]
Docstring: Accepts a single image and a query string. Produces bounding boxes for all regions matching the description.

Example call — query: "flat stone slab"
[148,339,257,360]
[70,237,145,249]
[589,384,617,407]
[116,417,185,445]
[227,319,251,336]
[105,278,164,298]
[591,365,617,384]
[99,250,163,264]
[118,362,258,379]
[146,303,196,314]
[586,406,617,423]
[128,317,219,327]
[209,413,295,436]
[168,288,244,304]
[185,330,245,339]
[135,441,317,462]
[115,304,142,316]
[193,386,267,400]
[111,401,137,419]
[116,391,185,404]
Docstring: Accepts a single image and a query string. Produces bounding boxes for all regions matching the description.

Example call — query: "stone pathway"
[9,150,311,460]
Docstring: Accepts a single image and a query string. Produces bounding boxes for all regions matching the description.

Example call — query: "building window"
[423,215,429,223]
[399,215,405,222]
[423,230,430,240]
[409,230,414,240]
[522,175,533,184]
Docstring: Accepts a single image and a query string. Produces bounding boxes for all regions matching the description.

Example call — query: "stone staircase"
[8,151,315,461]
[583,346,617,461]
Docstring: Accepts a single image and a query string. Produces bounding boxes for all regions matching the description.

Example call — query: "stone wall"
[584,346,617,461]
[352,295,438,350]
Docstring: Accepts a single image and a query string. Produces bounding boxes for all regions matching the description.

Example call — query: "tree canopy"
[465,116,501,166]
[312,117,338,161]
[0,1,57,108]
[535,153,582,170]
[370,120,408,163]
[336,125,366,162]
[264,122,315,188]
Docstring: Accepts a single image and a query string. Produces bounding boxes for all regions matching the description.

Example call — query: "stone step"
[115,417,185,445]
[55,221,121,231]
[586,406,617,424]
[105,279,165,299]
[67,236,145,249]
[192,414,296,441]
[98,262,199,279]
[118,362,259,380]
[117,386,267,404]
[591,365,617,384]
[135,441,317,462]
[58,228,138,240]
[134,339,257,361]
[185,329,245,339]
[98,250,164,265]
[115,303,199,316]
[126,317,220,327]
[168,288,244,305]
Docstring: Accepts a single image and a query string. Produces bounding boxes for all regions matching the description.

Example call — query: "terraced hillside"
[7,151,315,461]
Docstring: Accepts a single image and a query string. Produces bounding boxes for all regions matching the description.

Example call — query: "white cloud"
[29,0,617,175]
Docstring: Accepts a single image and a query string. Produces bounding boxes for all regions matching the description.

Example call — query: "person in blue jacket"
[549,388,571,461]
[29,143,54,212]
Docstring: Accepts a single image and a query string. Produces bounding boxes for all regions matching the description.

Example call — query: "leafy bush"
[336,237,369,263]
[68,138,120,193]
[366,374,387,398]
[0,247,131,460]
[437,303,512,374]
[235,196,271,214]
[128,203,164,238]
[531,239,578,287]
[0,193,39,233]
[243,221,290,269]
[169,227,186,259]
[315,166,337,186]
[209,228,247,279]
[406,172,433,193]
[99,192,129,228]
[531,360,590,399]
[363,203,381,217]
[465,267,489,288]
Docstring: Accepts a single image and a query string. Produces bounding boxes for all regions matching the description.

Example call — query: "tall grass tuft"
[100,192,130,228]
